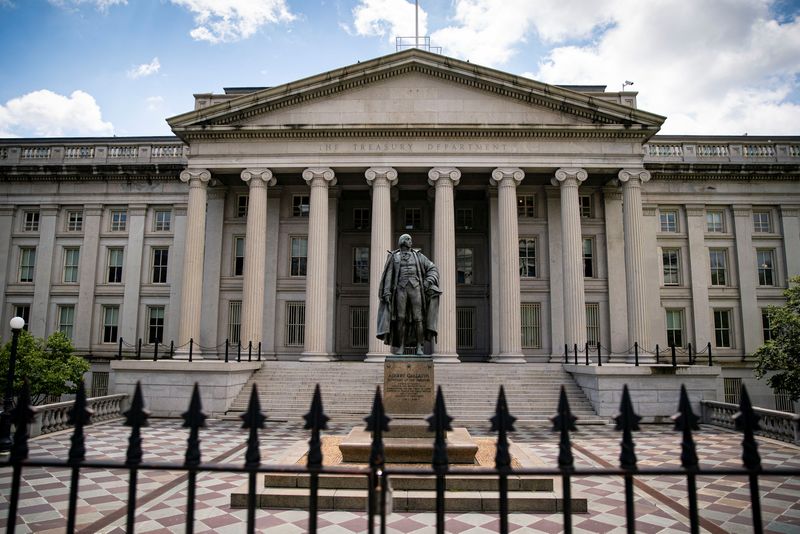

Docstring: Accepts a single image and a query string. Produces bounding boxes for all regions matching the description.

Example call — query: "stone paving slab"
[0,419,798,533]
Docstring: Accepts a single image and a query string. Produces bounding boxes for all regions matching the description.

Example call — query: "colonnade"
[175,166,652,362]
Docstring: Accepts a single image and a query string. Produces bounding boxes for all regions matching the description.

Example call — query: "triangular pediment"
[168,49,665,138]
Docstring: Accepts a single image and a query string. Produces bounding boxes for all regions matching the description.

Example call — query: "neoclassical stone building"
[1,50,798,406]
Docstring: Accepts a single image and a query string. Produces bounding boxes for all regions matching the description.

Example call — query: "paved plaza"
[1,417,798,533]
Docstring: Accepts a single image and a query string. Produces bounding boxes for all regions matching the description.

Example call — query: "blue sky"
[1,0,799,137]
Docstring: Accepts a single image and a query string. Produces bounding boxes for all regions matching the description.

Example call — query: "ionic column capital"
[490,167,524,187]
[618,169,651,185]
[428,167,461,187]
[241,168,276,187]
[302,167,337,186]
[179,168,211,185]
[365,167,398,186]
[552,168,588,186]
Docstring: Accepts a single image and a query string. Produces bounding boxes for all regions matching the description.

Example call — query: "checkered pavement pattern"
[1,419,798,533]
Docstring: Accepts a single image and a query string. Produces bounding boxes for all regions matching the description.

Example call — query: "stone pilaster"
[199,189,225,352]
[618,169,652,360]
[603,188,628,356]
[30,205,58,337]
[74,204,102,350]
[546,186,565,360]
[167,204,187,345]
[120,204,146,344]
[490,168,526,363]
[300,167,336,361]
[176,168,210,358]
[781,205,800,278]
[732,205,761,355]
[364,167,397,363]
[686,204,711,348]
[0,206,13,339]
[553,168,587,350]
[240,168,276,349]
[428,167,461,363]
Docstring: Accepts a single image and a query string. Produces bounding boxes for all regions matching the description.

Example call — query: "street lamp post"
[0,316,26,453]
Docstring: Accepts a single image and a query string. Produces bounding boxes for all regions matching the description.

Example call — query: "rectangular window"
[66,210,83,232]
[519,238,536,278]
[579,195,592,218]
[237,194,249,218]
[659,209,678,232]
[762,309,773,342]
[285,301,305,347]
[456,307,475,349]
[90,372,109,397]
[774,389,795,412]
[583,237,594,278]
[404,207,421,229]
[147,306,165,344]
[19,247,36,282]
[753,210,771,233]
[63,247,80,283]
[234,237,245,276]
[153,209,172,232]
[292,195,310,217]
[290,237,308,277]
[14,305,30,330]
[151,248,169,284]
[109,209,127,232]
[228,301,242,344]
[724,377,742,404]
[757,249,775,286]
[102,305,119,343]
[662,249,680,286]
[521,303,541,349]
[354,207,370,229]
[350,306,369,349]
[58,305,75,339]
[517,195,535,218]
[706,210,724,233]
[456,208,474,229]
[586,303,600,346]
[23,210,40,232]
[665,309,684,348]
[709,249,728,286]
[353,246,369,284]
[456,248,473,284]
[714,309,732,348]
[107,248,123,283]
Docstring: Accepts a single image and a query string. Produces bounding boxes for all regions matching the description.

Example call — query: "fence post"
[238,342,242,362]
[137,338,142,360]
[564,344,568,363]
[258,341,261,362]
[189,338,193,362]
[117,337,123,360]
[655,343,660,364]
[707,342,713,366]
[688,342,693,365]
[671,345,677,367]
[248,340,252,362]
[634,342,639,366]
[585,342,589,365]
[573,344,578,365]
[153,341,158,362]
[597,342,602,366]
[224,338,229,363]
[169,340,174,359]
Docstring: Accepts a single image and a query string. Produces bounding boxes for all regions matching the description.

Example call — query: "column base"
[490,353,526,364]
[173,349,204,361]
[364,352,388,363]
[300,352,333,362]
[432,352,460,364]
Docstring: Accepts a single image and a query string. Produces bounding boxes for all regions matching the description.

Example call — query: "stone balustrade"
[29,393,128,438]
[645,139,800,164]
[701,399,800,445]
[0,139,187,166]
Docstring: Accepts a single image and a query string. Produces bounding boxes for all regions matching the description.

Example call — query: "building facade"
[1,50,799,405]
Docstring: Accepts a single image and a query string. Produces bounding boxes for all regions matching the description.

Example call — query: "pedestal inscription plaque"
[383,359,434,416]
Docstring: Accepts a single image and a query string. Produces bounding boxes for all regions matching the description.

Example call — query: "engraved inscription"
[384,360,435,416]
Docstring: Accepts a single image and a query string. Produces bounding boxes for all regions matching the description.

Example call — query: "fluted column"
[618,169,652,360]
[553,168,587,351]
[490,168,526,363]
[301,167,336,361]
[177,168,211,358]
[428,167,461,363]
[240,168,276,349]
[365,167,397,363]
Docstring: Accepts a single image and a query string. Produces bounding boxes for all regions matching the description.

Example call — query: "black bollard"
[237,342,242,362]
[655,343,660,364]
[137,338,142,360]
[248,340,252,362]
[671,344,677,367]
[169,340,174,359]
[573,344,578,365]
[153,341,158,362]
[118,337,123,360]
[634,342,639,366]
[688,342,693,365]
[597,342,602,366]
[258,341,261,362]
[224,338,229,362]
[564,344,569,363]
[189,338,193,362]
[707,342,713,366]
[585,342,589,365]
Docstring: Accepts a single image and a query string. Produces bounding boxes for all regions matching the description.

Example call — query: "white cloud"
[127,57,161,79]
[145,96,164,111]
[48,0,127,11]
[170,0,295,43]
[0,90,114,137]
[349,0,427,42]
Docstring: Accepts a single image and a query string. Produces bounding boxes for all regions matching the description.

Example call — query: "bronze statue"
[377,234,441,355]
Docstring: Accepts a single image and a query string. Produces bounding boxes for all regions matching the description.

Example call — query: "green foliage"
[0,330,89,405]
[754,276,800,403]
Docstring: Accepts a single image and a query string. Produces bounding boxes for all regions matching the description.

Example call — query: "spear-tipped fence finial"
[304,384,329,470]
[124,381,150,467]
[182,383,207,468]
[615,384,641,470]
[427,385,453,474]
[734,384,762,471]
[365,386,391,469]
[491,385,516,472]
[551,385,577,470]
[241,384,266,469]
[68,381,93,465]
[10,379,35,463]
[672,384,699,470]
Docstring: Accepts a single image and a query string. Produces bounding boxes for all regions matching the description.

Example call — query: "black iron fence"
[2,380,799,534]
[115,337,264,362]
[564,341,715,367]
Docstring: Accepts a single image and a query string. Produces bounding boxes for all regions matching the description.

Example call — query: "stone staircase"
[227,362,604,424]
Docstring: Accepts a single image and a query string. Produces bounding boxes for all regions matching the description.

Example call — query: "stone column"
[733,205,761,356]
[781,205,800,278]
[618,169,652,360]
[490,168,526,363]
[120,204,146,344]
[365,167,397,363]
[240,168,276,349]
[686,204,711,347]
[167,204,187,345]
[0,206,13,338]
[603,188,628,355]
[546,186,565,360]
[553,168,587,351]
[199,190,225,351]
[30,205,57,337]
[176,168,210,359]
[428,167,461,363]
[301,167,336,361]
